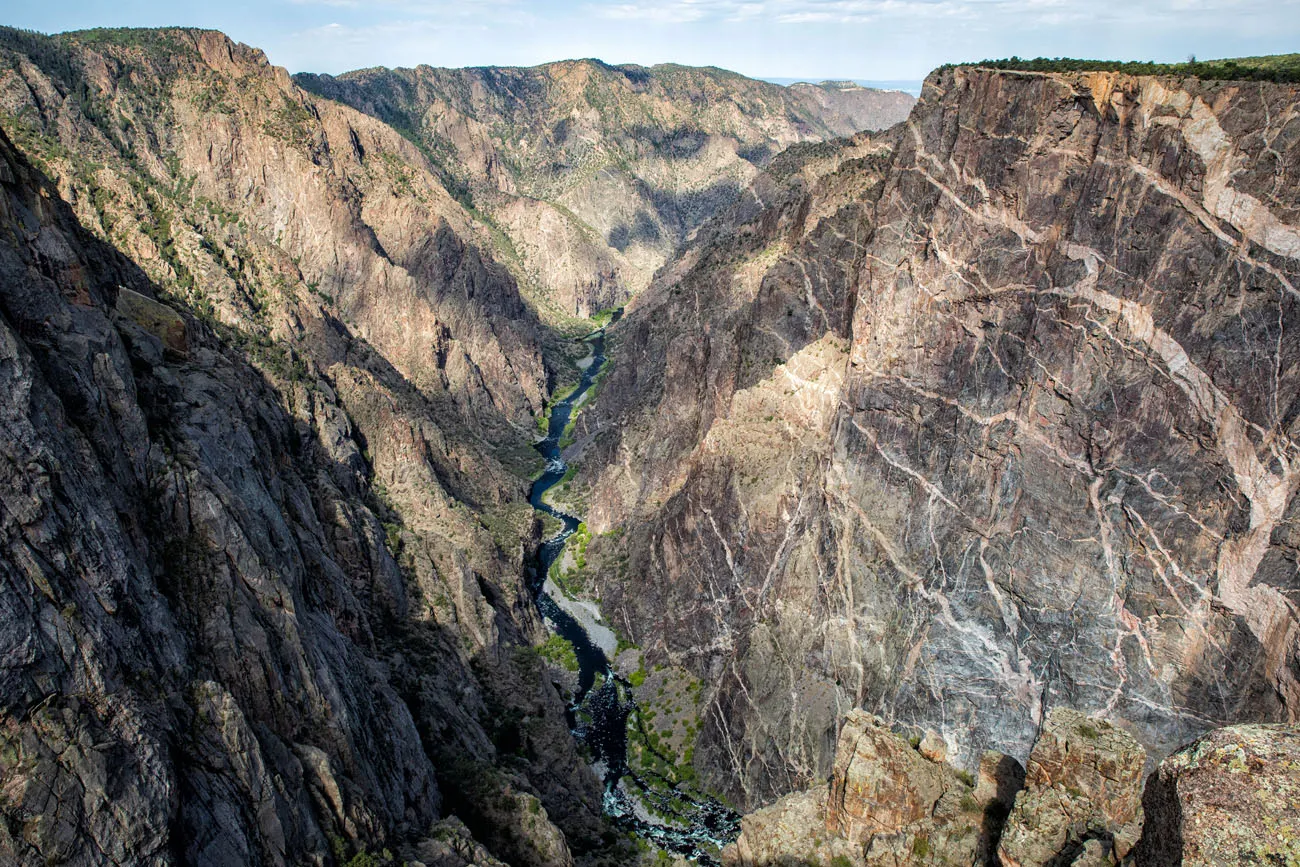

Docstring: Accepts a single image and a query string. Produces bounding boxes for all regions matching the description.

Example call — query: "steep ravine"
[527,320,742,864]
[298,64,915,322]
[0,28,630,867]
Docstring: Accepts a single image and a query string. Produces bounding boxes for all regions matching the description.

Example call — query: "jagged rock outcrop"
[828,711,948,840]
[0,28,630,867]
[723,788,857,867]
[1136,723,1300,865]
[571,64,1300,810]
[725,709,1023,866]
[726,707,1297,866]
[997,709,1145,866]
[298,64,914,319]
[827,711,986,865]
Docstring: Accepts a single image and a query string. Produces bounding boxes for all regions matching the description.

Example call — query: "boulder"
[827,711,946,840]
[114,286,188,357]
[997,709,1146,867]
[919,730,948,764]
[1135,723,1300,866]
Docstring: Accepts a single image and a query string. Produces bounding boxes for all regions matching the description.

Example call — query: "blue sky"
[2,0,1297,80]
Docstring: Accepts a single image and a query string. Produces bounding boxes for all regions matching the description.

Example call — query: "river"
[527,317,740,864]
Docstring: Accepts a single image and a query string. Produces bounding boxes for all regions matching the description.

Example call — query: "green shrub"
[538,634,579,671]
[912,833,931,858]
[960,54,1300,83]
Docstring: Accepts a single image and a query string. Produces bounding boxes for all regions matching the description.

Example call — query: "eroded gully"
[527,317,740,865]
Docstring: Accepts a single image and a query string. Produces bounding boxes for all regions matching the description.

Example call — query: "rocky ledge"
[725,707,1299,866]
[1137,723,1300,866]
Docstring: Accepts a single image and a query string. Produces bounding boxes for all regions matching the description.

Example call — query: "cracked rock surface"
[0,28,626,867]
[1136,722,1300,866]
[996,708,1146,866]
[572,65,1300,810]
[724,708,1021,866]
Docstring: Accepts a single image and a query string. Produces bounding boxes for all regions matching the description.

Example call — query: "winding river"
[528,317,740,864]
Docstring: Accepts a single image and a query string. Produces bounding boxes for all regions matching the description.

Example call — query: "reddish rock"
[1136,723,1300,866]
[827,711,946,840]
[997,709,1146,867]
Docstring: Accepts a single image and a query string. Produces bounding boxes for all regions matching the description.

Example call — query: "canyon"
[0,22,1298,867]
[297,64,913,321]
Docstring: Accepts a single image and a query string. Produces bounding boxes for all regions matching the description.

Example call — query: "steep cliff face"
[0,28,627,867]
[571,66,1300,808]
[297,63,914,320]
[0,27,562,462]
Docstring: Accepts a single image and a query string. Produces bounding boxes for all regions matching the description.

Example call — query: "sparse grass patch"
[538,634,579,672]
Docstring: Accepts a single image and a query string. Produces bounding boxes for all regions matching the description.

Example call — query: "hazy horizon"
[2,0,1296,82]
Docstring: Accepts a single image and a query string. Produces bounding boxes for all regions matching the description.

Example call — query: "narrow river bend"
[527,318,740,865]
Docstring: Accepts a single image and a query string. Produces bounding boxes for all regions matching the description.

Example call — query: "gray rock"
[573,65,1300,812]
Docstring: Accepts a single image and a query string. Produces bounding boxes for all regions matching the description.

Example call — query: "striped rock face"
[569,66,1300,810]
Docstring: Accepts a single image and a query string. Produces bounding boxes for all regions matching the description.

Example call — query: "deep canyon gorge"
[0,24,1297,867]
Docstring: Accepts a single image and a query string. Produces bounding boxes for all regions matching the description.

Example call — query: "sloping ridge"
[296,60,915,321]
[0,27,626,867]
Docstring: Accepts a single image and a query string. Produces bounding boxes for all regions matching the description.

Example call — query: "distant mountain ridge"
[297,61,915,321]
[764,77,925,96]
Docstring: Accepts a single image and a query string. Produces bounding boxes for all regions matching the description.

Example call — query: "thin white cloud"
[288,0,521,13]
[595,0,759,22]
[588,0,1296,28]
[255,0,1300,79]
[598,3,708,22]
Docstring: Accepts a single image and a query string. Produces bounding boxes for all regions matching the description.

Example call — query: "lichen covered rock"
[114,287,189,356]
[828,711,947,841]
[727,709,1017,866]
[1136,723,1300,866]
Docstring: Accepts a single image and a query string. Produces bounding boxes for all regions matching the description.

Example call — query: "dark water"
[528,326,617,697]
[527,317,740,864]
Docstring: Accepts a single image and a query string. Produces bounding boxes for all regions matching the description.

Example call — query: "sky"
[1,0,1297,81]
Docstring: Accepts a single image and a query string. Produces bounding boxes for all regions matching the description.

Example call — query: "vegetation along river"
[527,314,740,864]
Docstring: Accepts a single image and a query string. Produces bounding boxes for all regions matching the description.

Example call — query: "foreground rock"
[725,708,1300,866]
[998,709,1145,866]
[1137,723,1300,865]
[726,709,1023,866]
